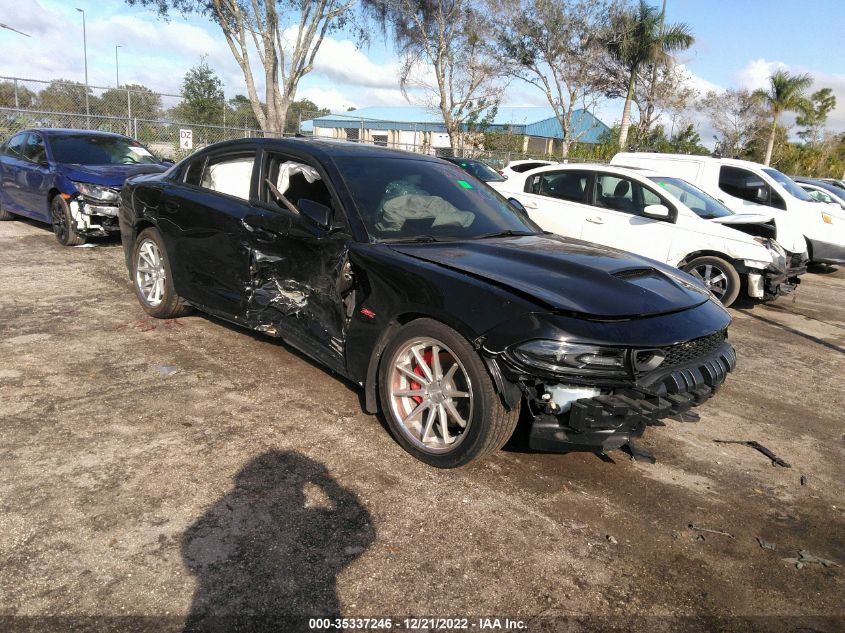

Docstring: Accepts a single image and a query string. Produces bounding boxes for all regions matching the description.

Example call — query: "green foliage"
[175,60,225,125]
[38,79,93,113]
[285,99,330,134]
[0,81,36,108]
[796,88,837,145]
[100,84,163,120]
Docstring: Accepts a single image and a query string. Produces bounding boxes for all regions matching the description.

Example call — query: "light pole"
[115,44,121,87]
[76,8,90,126]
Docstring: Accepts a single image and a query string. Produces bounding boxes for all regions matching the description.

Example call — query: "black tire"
[0,199,14,221]
[378,318,520,468]
[131,227,193,319]
[50,195,85,246]
[682,255,741,307]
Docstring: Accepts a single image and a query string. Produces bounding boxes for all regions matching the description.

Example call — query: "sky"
[1,0,844,138]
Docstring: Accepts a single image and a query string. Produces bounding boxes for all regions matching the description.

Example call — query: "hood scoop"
[611,267,656,280]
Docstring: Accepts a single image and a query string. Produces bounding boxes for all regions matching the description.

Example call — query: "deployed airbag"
[376,194,475,232]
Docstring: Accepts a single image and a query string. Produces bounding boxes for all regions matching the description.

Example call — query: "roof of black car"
[203,137,444,163]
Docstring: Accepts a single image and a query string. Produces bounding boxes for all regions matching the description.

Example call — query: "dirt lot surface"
[1,219,843,633]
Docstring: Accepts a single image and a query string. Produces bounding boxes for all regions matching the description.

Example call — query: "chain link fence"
[1,76,606,168]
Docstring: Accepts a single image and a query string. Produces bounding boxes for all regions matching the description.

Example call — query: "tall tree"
[37,80,95,113]
[126,0,358,135]
[753,69,813,166]
[177,60,225,125]
[492,0,615,158]
[100,84,163,120]
[602,0,693,149]
[633,61,696,139]
[365,0,501,149]
[796,87,836,147]
[699,88,767,158]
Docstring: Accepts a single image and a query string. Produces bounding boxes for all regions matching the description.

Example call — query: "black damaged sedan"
[118,139,735,468]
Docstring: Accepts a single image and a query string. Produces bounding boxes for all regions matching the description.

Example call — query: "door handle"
[162,200,180,213]
[523,200,538,209]
[586,216,604,224]
[241,218,279,242]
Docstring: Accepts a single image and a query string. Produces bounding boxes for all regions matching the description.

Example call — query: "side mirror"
[643,204,672,220]
[160,159,174,167]
[508,197,527,214]
[298,198,332,228]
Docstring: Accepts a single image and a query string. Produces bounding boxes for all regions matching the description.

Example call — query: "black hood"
[388,234,713,318]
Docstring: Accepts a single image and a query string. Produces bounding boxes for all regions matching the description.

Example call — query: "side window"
[183,156,206,186]
[719,166,770,204]
[641,187,662,207]
[527,171,588,203]
[22,134,47,164]
[199,153,255,200]
[262,153,336,213]
[593,174,663,216]
[5,132,28,157]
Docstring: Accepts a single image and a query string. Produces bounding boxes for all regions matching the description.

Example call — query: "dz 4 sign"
[179,129,193,150]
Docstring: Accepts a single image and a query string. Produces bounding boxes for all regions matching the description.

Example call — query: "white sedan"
[491,164,804,307]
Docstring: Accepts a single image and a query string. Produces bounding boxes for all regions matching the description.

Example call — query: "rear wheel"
[132,227,192,319]
[682,256,741,307]
[50,195,85,246]
[378,318,520,468]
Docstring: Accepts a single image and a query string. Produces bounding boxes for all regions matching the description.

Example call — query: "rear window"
[511,162,552,173]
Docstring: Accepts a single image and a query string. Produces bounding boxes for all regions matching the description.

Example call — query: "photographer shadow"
[182,450,374,632]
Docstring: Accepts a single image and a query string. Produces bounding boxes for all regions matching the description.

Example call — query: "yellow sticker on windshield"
[457,180,473,189]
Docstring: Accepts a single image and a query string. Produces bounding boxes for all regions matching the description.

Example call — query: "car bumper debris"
[68,195,121,237]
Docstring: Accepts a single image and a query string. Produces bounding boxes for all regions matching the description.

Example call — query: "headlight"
[821,212,834,225]
[510,340,631,377]
[71,181,119,203]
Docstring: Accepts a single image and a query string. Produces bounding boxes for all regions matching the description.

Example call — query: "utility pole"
[76,8,90,127]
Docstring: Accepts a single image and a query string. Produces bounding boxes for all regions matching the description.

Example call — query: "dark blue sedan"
[0,128,169,245]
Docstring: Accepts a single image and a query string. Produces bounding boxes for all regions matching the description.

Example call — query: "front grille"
[662,330,727,368]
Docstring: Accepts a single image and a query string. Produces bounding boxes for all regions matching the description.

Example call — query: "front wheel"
[0,198,14,221]
[51,195,85,246]
[682,256,741,307]
[132,227,192,319]
[378,318,520,468]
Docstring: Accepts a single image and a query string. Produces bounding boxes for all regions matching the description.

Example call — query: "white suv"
[492,163,803,307]
[611,153,844,265]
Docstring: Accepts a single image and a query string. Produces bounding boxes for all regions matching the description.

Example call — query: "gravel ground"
[0,218,843,633]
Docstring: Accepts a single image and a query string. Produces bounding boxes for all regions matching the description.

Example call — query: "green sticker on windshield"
[457,179,473,189]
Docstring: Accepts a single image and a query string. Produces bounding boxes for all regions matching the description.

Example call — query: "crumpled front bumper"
[68,197,121,236]
[528,341,737,453]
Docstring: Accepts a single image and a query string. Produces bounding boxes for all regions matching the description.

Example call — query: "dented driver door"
[238,151,354,373]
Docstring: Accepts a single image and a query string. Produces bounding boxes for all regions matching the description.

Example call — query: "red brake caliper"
[408,350,433,405]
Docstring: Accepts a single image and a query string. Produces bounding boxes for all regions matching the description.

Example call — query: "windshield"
[335,156,541,242]
[649,176,733,219]
[50,135,159,165]
[762,168,812,201]
[450,159,506,182]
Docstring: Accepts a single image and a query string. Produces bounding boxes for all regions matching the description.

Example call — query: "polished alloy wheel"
[690,263,728,300]
[388,337,474,453]
[135,239,166,307]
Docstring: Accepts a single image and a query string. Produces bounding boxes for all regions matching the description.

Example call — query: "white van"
[611,153,845,265]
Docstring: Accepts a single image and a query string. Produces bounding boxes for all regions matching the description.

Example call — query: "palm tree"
[605,0,693,149]
[754,70,813,166]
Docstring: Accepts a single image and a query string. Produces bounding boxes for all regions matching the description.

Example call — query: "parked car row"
[0,128,744,468]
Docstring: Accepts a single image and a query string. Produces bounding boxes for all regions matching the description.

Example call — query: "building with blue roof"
[300,106,609,155]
